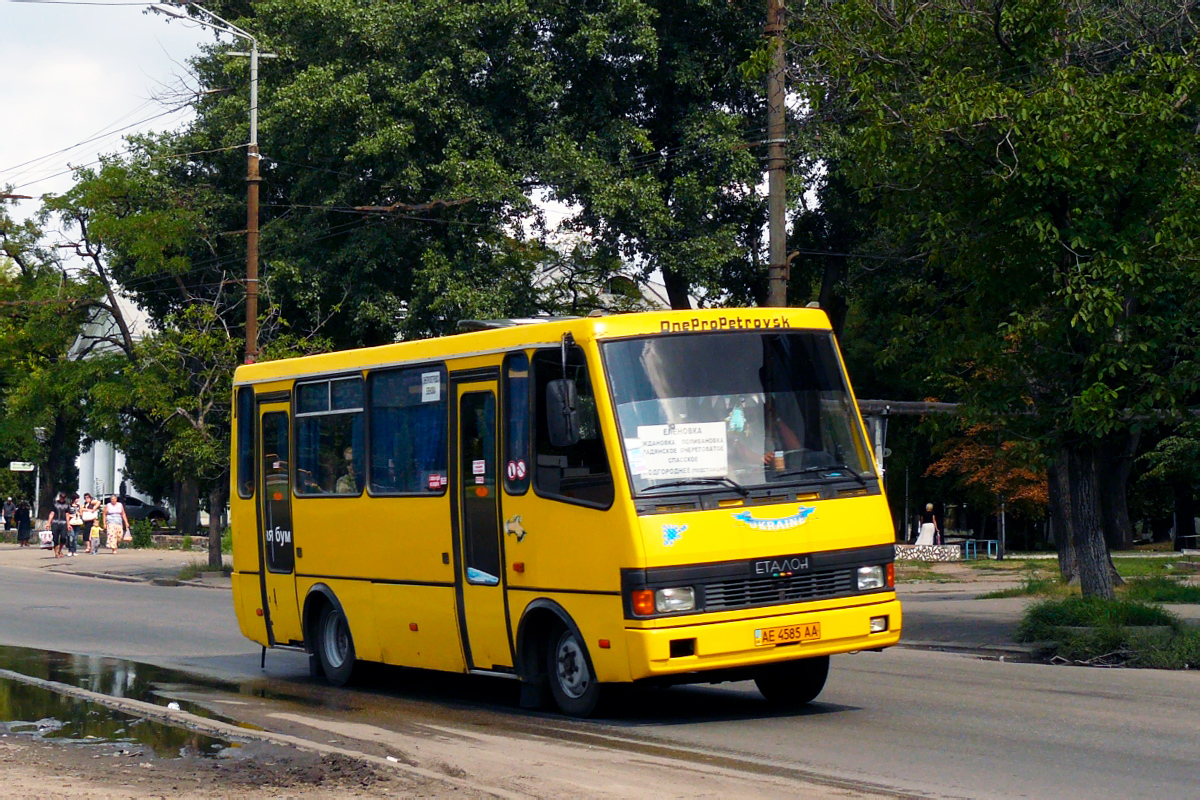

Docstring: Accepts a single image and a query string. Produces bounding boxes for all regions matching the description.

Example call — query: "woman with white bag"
[80,493,100,554]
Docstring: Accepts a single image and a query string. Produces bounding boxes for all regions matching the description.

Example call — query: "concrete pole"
[765,0,788,307]
[245,42,261,364]
[999,499,1007,560]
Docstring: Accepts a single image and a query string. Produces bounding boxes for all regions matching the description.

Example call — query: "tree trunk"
[1048,461,1077,584]
[1173,482,1196,553]
[1151,514,1173,543]
[1099,431,1138,551]
[661,265,693,310]
[817,257,849,338]
[208,479,228,569]
[1063,444,1116,599]
[177,476,200,536]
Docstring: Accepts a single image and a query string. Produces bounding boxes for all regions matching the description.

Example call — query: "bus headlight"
[857,566,885,591]
[655,587,695,614]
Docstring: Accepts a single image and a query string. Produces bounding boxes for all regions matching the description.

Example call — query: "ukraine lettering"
[732,505,816,532]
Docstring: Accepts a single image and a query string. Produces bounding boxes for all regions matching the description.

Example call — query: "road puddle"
[0,643,233,697]
[0,675,232,757]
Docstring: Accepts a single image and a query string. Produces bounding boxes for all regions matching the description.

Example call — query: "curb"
[44,566,231,590]
[898,639,1039,660]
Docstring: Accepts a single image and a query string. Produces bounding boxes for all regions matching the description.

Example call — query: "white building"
[68,293,155,504]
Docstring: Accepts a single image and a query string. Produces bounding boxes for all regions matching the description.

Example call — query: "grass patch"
[1122,576,1200,604]
[1018,596,1178,634]
[1111,556,1200,580]
[894,564,961,583]
[978,573,1066,599]
[966,559,1042,572]
[1016,596,1200,669]
[178,561,232,581]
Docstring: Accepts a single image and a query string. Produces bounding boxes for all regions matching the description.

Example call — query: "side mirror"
[546,379,581,448]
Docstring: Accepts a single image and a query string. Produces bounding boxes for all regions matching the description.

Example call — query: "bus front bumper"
[624,597,901,681]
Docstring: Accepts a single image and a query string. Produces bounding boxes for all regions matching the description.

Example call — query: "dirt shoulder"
[0,735,426,799]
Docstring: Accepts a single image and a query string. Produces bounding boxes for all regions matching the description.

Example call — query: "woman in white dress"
[915,503,939,545]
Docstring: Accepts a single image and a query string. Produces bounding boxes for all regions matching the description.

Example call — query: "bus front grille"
[702,569,856,611]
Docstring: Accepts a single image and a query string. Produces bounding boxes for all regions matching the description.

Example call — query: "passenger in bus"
[319,451,340,492]
[335,446,359,494]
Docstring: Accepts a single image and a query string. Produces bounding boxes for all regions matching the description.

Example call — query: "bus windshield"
[602,331,873,495]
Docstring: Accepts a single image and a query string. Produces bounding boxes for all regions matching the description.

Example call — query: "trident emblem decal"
[505,515,528,543]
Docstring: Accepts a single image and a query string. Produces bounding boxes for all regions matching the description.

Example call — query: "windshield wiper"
[774,464,870,486]
[642,477,750,497]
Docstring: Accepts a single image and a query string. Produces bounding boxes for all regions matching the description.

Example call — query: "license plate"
[754,622,821,647]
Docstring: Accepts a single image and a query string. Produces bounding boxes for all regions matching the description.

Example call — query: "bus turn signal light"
[513,562,525,573]
[409,623,418,631]
[631,589,655,616]
[886,562,895,587]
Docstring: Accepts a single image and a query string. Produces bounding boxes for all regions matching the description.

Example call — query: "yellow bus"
[230,308,900,716]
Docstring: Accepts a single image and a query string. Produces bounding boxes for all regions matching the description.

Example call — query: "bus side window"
[531,347,614,508]
[368,366,448,494]
[236,386,255,498]
[294,377,365,496]
[503,353,530,495]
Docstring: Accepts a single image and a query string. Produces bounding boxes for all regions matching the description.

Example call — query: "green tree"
[799,1,1200,596]
[0,201,103,516]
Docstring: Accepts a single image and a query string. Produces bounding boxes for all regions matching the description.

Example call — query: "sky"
[1,1,213,222]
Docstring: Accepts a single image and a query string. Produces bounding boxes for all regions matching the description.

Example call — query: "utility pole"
[765,0,788,307]
[244,43,262,364]
[151,3,273,363]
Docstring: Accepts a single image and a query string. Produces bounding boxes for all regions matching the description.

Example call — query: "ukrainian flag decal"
[732,506,816,531]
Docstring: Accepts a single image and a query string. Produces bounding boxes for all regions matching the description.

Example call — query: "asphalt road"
[1,559,1197,798]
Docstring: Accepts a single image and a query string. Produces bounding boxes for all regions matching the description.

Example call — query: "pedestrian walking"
[80,493,100,554]
[48,492,71,558]
[104,494,129,554]
[15,501,31,547]
[915,502,940,546]
[66,493,82,556]
[3,497,14,531]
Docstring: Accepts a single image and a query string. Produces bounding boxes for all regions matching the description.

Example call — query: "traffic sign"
[8,461,34,472]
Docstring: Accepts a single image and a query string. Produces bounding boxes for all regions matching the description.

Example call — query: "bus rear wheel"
[546,625,600,718]
[315,604,356,686]
[754,655,830,708]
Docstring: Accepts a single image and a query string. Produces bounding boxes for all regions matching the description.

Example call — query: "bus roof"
[233,307,832,386]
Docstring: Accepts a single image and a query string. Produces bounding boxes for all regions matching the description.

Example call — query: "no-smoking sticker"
[507,460,528,481]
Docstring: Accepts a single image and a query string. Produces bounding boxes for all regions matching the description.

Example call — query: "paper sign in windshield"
[636,422,727,479]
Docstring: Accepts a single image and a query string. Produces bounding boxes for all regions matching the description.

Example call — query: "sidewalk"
[0,541,231,589]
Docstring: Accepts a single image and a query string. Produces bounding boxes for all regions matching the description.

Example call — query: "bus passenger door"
[258,402,303,645]
[452,380,514,671]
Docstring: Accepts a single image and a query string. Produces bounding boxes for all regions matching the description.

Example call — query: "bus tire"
[546,625,600,718]
[315,603,356,687]
[754,655,829,707]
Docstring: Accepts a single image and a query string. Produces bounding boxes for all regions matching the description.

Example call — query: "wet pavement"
[0,674,232,757]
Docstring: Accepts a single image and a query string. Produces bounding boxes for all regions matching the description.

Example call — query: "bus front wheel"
[315,604,356,686]
[546,626,600,717]
[754,655,829,707]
